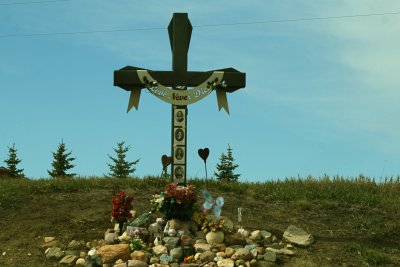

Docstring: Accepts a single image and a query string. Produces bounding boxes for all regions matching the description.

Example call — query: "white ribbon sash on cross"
[127,70,230,114]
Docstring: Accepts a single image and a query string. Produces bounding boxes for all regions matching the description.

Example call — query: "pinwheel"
[201,190,224,218]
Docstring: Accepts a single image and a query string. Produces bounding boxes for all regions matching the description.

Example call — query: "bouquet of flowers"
[111,191,133,235]
[151,183,197,221]
[192,211,228,233]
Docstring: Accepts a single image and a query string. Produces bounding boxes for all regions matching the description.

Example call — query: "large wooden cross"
[114,13,246,185]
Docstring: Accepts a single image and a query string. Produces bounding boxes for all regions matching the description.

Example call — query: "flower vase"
[206,231,224,244]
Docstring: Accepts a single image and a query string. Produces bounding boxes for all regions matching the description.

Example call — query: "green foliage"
[107,141,139,178]
[214,144,240,182]
[47,140,76,178]
[4,143,24,178]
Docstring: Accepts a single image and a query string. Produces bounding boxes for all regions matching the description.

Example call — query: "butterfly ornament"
[201,190,224,218]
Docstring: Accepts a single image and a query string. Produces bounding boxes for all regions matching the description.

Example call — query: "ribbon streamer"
[216,89,230,114]
[127,89,141,112]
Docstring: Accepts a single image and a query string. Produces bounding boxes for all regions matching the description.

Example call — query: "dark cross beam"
[114,13,246,185]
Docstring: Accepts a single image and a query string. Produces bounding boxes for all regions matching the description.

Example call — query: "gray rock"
[67,240,85,250]
[199,251,216,262]
[235,259,246,266]
[170,247,183,262]
[159,253,173,264]
[263,251,276,262]
[283,225,314,247]
[64,250,80,256]
[45,247,64,260]
[244,245,256,251]
[231,248,252,261]
[59,255,77,266]
[105,232,118,243]
[163,237,180,249]
[128,259,149,267]
[260,231,272,243]
[194,243,211,253]
[224,234,247,246]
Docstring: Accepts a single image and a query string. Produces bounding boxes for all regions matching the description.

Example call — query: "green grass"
[1,174,399,216]
[344,242,392,265]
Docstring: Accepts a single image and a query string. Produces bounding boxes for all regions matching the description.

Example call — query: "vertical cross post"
[169,13,192,185]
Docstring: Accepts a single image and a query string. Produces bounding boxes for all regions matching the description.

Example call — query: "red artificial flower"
[111,191,134,222]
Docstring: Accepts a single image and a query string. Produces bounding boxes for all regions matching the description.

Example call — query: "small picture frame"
[174,146,185,164]
[174,108,186,126]
[174,128,185,145]
[174,165,185,182]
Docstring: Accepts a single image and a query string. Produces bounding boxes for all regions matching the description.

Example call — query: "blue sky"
[1,0,399,181]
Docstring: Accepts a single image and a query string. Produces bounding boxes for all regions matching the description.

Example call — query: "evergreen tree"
[48,140,76,178]
[214,144,240,182]
[4,143,24,178]
[107,141,140,178]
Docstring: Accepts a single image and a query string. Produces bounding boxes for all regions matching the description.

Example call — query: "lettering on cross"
[113,13,246,185]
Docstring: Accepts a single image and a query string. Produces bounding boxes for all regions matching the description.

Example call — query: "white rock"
[217,258,235,267]
[281,248,295,256]
[250,230,261,240]
[75,258,85,266]
[88,248,97,256]
[283,225,314,247]
[206,231,224,244]
[194,252,202,261]
[168,228,177,237]
[2,252,6,256]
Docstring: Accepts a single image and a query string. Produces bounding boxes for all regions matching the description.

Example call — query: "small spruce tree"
[214,144,240,182]
[48,140,76,178]
[4,143,24,178]
[107,141,140,178]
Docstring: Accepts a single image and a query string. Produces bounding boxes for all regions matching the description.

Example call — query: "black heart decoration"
[161,155,173,170]
[198,148,210,163]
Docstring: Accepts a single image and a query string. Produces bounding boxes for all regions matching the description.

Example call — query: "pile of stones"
[43,215,314,267]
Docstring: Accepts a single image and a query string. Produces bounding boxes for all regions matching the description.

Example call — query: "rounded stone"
[75,258,86,266]
[206,231,224,245]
